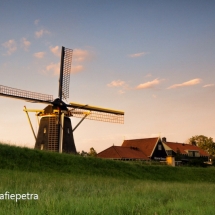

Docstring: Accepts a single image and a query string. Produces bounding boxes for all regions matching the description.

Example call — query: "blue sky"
[0,1,215,152]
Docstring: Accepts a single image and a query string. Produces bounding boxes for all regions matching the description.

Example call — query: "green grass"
[1,170,215,215]
[0,143,215,214]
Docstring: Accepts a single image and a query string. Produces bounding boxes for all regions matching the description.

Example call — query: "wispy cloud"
[34,19,40,25]
[70,48,92,74]
[107,80,129,95]
[118,90,125,94]
[73,49,90,62]
[35,29,50,38]
[203,84,214,88]
[34,52,45,59]
[2,39,17,55]
[50,46,61,57]
[145,73,152,78]
[45,62,60,75]
[107,80,126,87]
[21,38,31,51]
[136,78,163,89]
[129,52,147,58]
[71,65,84,74]
[167,78,201,89]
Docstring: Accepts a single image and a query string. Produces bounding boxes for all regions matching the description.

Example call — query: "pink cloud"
[203,84,214,88]
[136,78,163,89]
[129,52,147,58]
[34,52,45,59]
[2,39,17,55]
[35,29,50,38]
[50,46,61,57]
[73,49,90,62]
[46,62,60,75]
[107,80,126,87]
[21,38,31,51]
[71,65,84,74]
[167,78,201,89]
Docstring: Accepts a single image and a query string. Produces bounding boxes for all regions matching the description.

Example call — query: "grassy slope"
[0,143,215,183]
[1,143,215,215]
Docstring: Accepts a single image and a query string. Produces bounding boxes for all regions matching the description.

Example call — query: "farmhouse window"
[195,151,200,157]
[166,150,172,156]
[188,151,200,157]
[188,151,194,157]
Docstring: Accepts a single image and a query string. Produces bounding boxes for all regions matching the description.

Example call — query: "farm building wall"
[151,140,167,161]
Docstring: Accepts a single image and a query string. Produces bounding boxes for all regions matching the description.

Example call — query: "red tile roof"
[97,146,149,160]
[97,137,209,161]
[122,137,159,157]
[164,142,209,156]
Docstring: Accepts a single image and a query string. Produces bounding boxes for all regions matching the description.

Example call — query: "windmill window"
[43,128,46,134]
[158,144,162,150]
[67,128,70,134]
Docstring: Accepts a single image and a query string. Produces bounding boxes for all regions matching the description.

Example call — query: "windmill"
[0,46,124,153]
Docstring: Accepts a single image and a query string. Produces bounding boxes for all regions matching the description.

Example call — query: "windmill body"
[35,104,76,153]
[0,46,124,153]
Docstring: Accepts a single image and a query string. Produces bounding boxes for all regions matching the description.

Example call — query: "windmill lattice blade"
[68,102,124,115]
[61,47,73,99]
[70,109,124,124]
[0,85,53,104]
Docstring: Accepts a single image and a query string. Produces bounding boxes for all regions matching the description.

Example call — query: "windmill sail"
[70,109,124,124]
[0,85,53,104]
[57,47,73,153]
[68,102,124,124]
[58,47,73,100]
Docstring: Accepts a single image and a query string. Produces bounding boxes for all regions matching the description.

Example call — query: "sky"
[0,0,215,153]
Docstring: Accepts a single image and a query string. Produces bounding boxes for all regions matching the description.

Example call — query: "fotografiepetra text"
[0,191,38,202]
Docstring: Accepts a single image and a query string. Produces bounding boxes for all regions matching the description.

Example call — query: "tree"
[88,147,97,157]
[188,135,215,157]
[77,147,97,157]
[76,150,88,157]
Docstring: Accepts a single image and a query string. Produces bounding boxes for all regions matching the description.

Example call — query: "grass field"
[0,143,215,214]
